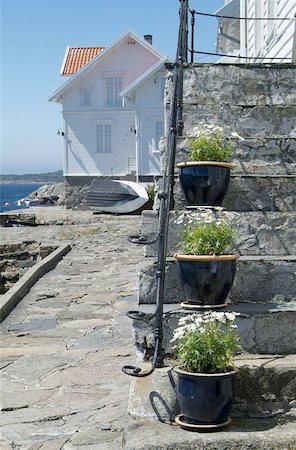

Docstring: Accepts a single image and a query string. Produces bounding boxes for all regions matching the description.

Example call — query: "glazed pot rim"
[176,161,235,169]
[174,254,240,262]
[174,366,238,377]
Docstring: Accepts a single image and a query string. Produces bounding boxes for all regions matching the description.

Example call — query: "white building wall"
[240,0,296,62]
[61,36,161,176]
[64,111,135,176]
[134,75,165,175]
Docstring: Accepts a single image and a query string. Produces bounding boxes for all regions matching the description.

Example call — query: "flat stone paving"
[0,207,143,450]
[1,207,296,450]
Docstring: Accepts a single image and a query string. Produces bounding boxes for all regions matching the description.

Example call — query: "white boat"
[86,179,149,214]
[17,197,55,207]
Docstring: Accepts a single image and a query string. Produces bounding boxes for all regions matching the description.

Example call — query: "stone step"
[138,256,296,305]
[179,64,296,108]
[128,354,296,421]
[142,211,296,257]
[166,66,296,140]
[125,353,296,449]
[225,175,295,212]
[155,174,296,212]
[132,302,296,356]
[180,104,296,139]
[124,411,296,450]
[175,137,296,176]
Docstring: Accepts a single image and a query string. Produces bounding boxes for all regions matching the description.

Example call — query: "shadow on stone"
[149,391,176,423]
[148,367,179,423]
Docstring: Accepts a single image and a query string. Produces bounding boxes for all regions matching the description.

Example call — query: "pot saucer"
[181,301,228,310]
[185,205,225,211]
[175,414,231,431]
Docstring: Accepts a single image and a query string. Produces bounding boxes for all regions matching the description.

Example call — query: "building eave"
[120,56,170,99]
[214,0,240,23]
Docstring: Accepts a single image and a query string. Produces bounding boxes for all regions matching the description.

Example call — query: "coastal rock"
[29,183,65,205]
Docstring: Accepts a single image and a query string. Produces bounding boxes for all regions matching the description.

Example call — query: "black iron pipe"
[122,0,188,378]
[190,9,195,63]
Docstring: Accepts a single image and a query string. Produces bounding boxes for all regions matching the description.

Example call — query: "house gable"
[49,29,168,180]
[120,57,169,104]
[48,30,167,103]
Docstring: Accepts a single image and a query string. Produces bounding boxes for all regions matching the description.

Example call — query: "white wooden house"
[215,0,296,62]
[48,30,169,182]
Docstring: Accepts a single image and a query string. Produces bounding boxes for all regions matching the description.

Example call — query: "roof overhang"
[214,0,240,24]
[120,57,170,100]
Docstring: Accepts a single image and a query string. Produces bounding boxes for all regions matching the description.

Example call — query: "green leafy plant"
[146,184,156,203]
[171,312,241,373]
[180,221,235,255]
[189,132,233,162]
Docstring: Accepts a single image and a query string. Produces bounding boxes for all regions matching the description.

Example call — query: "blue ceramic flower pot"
[175,254,239,308]
[177,162,234,206]
[174,367,236,427]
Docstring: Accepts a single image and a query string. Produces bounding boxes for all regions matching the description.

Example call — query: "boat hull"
[86,180,149,214]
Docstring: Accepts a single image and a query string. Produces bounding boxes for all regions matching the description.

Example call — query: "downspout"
[135,115,140,182]
[63,119,68,176]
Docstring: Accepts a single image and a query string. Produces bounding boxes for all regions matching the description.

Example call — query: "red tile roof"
[62,46,105,75]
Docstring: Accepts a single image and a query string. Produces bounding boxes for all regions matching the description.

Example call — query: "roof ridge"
[68,45,105,49]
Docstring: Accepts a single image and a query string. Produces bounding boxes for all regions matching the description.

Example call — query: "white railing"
[109,157,136,179]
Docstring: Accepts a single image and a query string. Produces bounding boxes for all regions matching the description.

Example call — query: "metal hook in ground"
[128,234,159,245]
[122,364,155,377]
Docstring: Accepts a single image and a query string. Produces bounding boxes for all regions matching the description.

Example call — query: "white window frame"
[155,121,164,147]
[95,121,113,154]
[103,73,124,107]
[160,77,166,100]
[80,87,92,106]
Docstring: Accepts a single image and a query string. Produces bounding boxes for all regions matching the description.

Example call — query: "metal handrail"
[106,157,136,180]
[122,0,188,377]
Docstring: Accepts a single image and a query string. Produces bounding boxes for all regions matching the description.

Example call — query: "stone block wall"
[135,63,296,360]
[0,243,55,294]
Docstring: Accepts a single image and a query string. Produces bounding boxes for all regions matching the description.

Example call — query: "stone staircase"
[127,64,296,447]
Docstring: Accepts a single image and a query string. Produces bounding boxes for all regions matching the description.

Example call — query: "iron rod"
[122,0,188,377]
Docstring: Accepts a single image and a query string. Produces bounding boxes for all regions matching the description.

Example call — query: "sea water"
[0,183,44,212]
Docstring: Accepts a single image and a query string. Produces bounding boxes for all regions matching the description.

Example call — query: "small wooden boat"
[86,179,148,214]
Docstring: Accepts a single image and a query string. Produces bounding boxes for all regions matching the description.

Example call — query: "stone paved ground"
[0,207,143,450]
[1,207,296,450]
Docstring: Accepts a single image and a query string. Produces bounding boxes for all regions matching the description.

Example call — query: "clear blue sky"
[1,0,224,175]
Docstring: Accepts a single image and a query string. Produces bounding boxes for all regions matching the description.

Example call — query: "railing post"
[122,0,189,377]
[191,9,195,63]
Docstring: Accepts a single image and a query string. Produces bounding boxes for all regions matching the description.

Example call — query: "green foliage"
[181,221,235,255]
[146,185,156,203]
[172,312,241,374]
[189,132,233,162]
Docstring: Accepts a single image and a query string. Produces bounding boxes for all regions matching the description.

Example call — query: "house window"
[155,121,164,146]
[80,88,91,105]
[96,124,112,153]
[106,77,122,105]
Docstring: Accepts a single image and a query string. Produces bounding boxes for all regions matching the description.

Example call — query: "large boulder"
[29,183,65,205]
